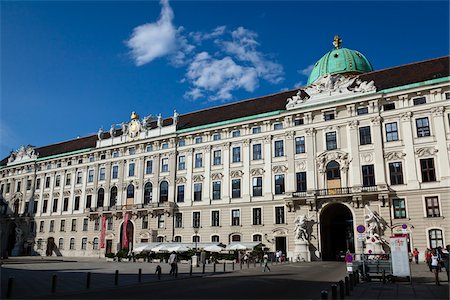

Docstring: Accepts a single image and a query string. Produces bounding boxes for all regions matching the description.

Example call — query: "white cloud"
[298,64,314,76]
[190,26,227,44]
[294,81,304,88]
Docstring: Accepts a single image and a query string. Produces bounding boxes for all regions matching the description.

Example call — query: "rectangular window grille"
[252,177,262,197]
[231,209,240,226]
[420,158,436,182]
[385,122,399,141]
[326,132,337,150]
[211,211,220,227]
[359,126,372,145]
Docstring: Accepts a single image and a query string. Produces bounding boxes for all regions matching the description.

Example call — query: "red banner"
[100,215,106,249]
[122,212,129,249]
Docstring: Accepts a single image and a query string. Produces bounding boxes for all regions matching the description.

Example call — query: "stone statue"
[364,205,389,254]
[157,114,162,128]
[97,128,104,140]
[173,110,179,125]
[294,215,308,242]
[110,124,116,137]
[121,122,128,134]
[15,227,23,244]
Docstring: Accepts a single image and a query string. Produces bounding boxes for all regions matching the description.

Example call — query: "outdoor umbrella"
[166,244,191,253]
[227,243,248,251]
[203,245,224,252]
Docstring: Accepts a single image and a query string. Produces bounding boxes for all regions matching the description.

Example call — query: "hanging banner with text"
[100,215,106,249]
[390,236,411,277]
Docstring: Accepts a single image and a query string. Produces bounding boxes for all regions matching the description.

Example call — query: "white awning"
[225,242,261,251]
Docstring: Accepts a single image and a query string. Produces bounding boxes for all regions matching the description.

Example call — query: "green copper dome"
[307,36,373,85]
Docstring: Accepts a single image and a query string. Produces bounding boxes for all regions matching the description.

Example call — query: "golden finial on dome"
[130,111,140,120]
[333,35,342,49]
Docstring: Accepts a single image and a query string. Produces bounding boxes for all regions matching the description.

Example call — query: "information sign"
[390,236,411,277]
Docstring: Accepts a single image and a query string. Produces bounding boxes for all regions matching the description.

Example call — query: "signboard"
[401,224,408,234]
[356,225,366,233]
[390,236,411,277]
[345,254,353,263]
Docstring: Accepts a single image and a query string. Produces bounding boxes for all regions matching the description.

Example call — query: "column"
[371,116,387,186]
[242,139,251,200]
[431,106,450,184]
[305,128,317,191]
[347,120,362,187]
[400,112,420,189]
[263,135,273,198]
[285,131,295,193]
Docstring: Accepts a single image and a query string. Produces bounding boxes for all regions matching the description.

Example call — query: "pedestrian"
[155,265,162,280]
[275,250,280,262]
[412,248,419,264]
[425,248,432,272]
[443,245,450,281]
[263,253,271,272]
[168,251,177,276]
[431,249,441,285]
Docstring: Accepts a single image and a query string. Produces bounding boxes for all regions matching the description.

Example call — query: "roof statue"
[333,35,342,49]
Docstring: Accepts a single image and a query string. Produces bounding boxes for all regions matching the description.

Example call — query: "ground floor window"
[429,229,444,249]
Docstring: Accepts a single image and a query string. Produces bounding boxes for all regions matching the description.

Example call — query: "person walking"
[425,248,432,272]
[412,248,419,264]
[168,251,178,276]
[263,253,271,272]
[443,245,450,281]
[431,249,441,285]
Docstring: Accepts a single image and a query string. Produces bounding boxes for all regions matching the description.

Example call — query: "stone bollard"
[382,269,386,284]
[86,272,91,289]
[344,276,350,295]
[138,268,142,282]
[355,271,359,284]
[232,262,235,271]
[338,280,345,299]
[51,274,57,293]
[321,290,328,299]
[331,284,337,299]
[213,263,216,273]
[6,277,14,298]
[115,270,119,286]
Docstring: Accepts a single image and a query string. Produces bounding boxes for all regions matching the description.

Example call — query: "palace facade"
[1,38,449,261]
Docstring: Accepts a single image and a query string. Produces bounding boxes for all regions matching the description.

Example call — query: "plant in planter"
[105,252,115,259]
[116,248,129,261]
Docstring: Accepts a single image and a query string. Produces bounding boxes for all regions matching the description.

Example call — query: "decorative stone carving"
[272,165,288,173]
[305,128,316,136]
[296,161,306,170]
[142,115,156,129]
[384,151,406,161]
[365,205,390,254]
[211,173,224,180]
[63,191,71,197]
[250,168,265,176]
[176,177,186,184]
[415,147,438,157]
[263,135,272,144]
[316,151,351,173]
[294,215,316,242]
[97,128,104,140]
[431,106,445,117]
[33,194,40,200]
[348,120,359,129]
[86,188,94,194]
[361,153,373,163]
[370,116,382,125]
[43,193,50,198]
[109,124,117,137]
[272,227,288,236]
[8,145,38,165]
[286,90,308,109]
[285,131,294,139]
[400,112,412,121]
[193,175,204,182]
[230,170,244,178]
[53,192,60,197]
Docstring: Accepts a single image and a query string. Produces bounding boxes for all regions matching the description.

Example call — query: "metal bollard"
[51,274,57,293]
[190,264,193,276]
[232,262,235,270]
[86,272,91,289]
[344,276,350,295]
[114,270,119,286]
[6,277,14,298]
[348,274,353,291]
[223,262,226,272]
[321,290,328,299]
[331,284,337,299]
[338,280,345,299]
[382,269,386,284]
[213,263,216,273]
[138,268,142,282]
[202,263,205,274]
[247,261,249,269]
[356,270,360,285]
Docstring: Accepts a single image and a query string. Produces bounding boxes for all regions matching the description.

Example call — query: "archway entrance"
[119,221,134,251]
[7,223,17,256]
[320,203,354,260]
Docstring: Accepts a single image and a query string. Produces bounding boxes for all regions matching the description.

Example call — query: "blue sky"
[1,1,449,158]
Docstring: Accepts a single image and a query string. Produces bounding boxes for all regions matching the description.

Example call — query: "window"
[192,235,200,243]
[383,103,395,111]
[71,219,77,231]
[58,238,64,250]
[161,143,169,149]
[83,218,88,231]
[326,132,337,150]
[161,158,169,172]
[144,183,152,204]
[253,234,262,242]
[99,168,105,181]
[6,182,11,193]
[86,195,92,208]
[26,179,32,190]
[416,117,430,137]
[127,184,135,199]
[36,178,41,190]
[425,196,440,218]
[253,208,262,225]
[211,235,220,243]
[45,177,51,188]
[231,209,240,226]
[63,197,69,211]
[111,166,118,179]
[420,158,436,182]
[146,145,153,152]
[94,218,100,231]
[89,156,95,162]
[178,156,186,170]
[142,215,149,229]
[52,199,58,213]
[100,154,106,160]
[175,213,183,228]
[128,163,135,177]
[296,172,307,192]
[389,162,404,185]
[177,185,185,203]
[174,236,182,243]
[193,211,201,228]
[69,238,75,250]
[74,196,80,211]
[213,133,221,141]
[294,118,304,126]
[413,96,426,105]
[145,161,153,174]
[252,144,262,160]
[212,181,221,200]
[110,187,118,207]
[274,141,284,157]
[160,181,169,202]
[362,165,375,187]
[43,199,48,213]
[393,199,406,219]
[357,107,369,115]
[65,174,71,186]
[55,175,60,187]
[232,130,241,137]
[273,123,283,130]
[157,236,164,243]
[275,206,285,224]
[81,238,87,250]
[446,92,450,100]
[128,147,136,155]
[112,151,120,157]
[295,137,305,154]
[88,170,94,183]
[213,150,221,165]
[49,220,54,232]
[274,175,285,195]
[385,122,399,142]
[33,201,38,214]
[107,216,113,230]
[76,172,82,184]
[252,177,262,197]
[178,139,186,146]
[359,126,372,145]
[252,126,261,134]
[211,210,220,227]
[195,153,203,168]
[232,147,241,163]
[194,183,202,201]
[231,235,241,242]
[324,111,335,121]
[39,221,44,232]
[195,136,203,144]
[429,229,444,249]
[232,179,241,198]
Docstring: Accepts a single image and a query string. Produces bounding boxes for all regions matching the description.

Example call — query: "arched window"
[253,234,262,242]
[37,238,43,250]
[326,161,341,180]
[58,238,64,250]
[231,234,241,242]
[429,229,444,249]
[211,235,220,243]
[127,184,135,199]
[174,236,182,243]
[144,182,153,205]
[160,181,168,202]
[93,237,99,250]
[192,235,200,243]
[110,186,118,207]
[157,236,165,243]
[69,238,75,250]
[97,188,105,208]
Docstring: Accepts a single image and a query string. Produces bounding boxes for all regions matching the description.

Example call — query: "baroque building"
[1,37,449,261]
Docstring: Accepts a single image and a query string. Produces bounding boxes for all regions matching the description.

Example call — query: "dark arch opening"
[320,203,354,261]
[160,181,168,202]
[144,182,153,204]
[97,188,105,208]
[110,186,117,207]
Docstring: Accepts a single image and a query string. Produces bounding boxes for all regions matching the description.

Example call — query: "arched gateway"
[320,203,355,260]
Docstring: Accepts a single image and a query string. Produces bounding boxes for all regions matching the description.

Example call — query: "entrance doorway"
[106,240,113,254]
[7,223,17,256]
[119,221,134,251]
[275,236,287,256]
[320,203,354,260]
